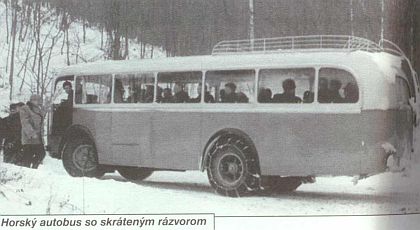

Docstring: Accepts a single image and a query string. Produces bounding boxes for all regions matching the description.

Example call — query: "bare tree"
[8,1,19,100]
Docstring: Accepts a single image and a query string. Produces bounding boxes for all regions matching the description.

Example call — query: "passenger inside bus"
[303,91,314,103]
[258,88,272,103]
[191,83,215,103]
[156,87,163,102]
[272,79,302,103]
[221,82,237,103]
[114,79,125,103]
[173,83,190,103]
[343,82,359,103]
[220,82,249,103]
[144,85,154,103]
[161,88,174,103]
[318,77,330,103]
[62,81,73,104]
[329,79,344,103]
[74,82,82,104]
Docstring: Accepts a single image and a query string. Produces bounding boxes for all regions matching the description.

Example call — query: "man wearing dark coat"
[221,82,238,103]
[3,103,24,164]
[0,116,5,157]
[191,83,215,103]
[173,83,189,103]
[272,79,302,103]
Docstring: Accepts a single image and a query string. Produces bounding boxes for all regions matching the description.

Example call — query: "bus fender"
[58,125,95,158]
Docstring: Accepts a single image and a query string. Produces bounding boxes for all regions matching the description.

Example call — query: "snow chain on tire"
[207,134,261,197]
[62,138,105,178]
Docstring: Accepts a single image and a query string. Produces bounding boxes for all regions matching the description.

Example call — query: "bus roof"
[57,50,403,78]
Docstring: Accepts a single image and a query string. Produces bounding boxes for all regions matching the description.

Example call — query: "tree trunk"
[9,1,18,100]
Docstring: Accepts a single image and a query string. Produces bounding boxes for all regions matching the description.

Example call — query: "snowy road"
[1,156,420,216]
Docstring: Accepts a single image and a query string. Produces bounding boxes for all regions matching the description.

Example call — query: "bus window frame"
[317,66,361,105]
[254,65,362,109]
[256,67,317,104]
[156,70,204,104]
[73,74,113,106]
[112,72,156,104]
[69,65,362,109]
[203,68,257,104]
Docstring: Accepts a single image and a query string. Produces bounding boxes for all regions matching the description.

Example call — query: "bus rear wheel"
[207,135,260,197]
[118,167,153,181]
[62,138,105,178]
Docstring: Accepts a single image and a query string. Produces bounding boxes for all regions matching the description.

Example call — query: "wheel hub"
[72,144,97,172]
[217,152,244,185]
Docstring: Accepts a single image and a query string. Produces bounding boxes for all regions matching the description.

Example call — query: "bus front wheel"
[62,138,105,178]
[207,134,260,197]
[118,167,153,181]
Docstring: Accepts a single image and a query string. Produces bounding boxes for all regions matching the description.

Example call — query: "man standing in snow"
[0,116,5,157]
[3,102,24,164]
[20,95,46,169]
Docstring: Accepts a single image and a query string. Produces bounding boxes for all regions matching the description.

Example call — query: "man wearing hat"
[2,102,24,164]
[20,95,46,169]
[272,79,302,103]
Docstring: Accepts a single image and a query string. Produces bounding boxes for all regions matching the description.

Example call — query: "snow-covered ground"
[1,155,419,216]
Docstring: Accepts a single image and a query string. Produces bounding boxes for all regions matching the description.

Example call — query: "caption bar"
[0,214,214,230]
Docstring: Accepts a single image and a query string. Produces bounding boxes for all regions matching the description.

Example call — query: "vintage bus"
[47,35,419,196]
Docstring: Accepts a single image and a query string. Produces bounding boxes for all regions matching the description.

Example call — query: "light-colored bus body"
[50,50,416,179]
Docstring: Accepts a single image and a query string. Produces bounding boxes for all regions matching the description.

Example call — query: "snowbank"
[1,155,419,215]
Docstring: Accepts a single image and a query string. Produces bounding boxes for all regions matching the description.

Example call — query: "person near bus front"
[272,79,302,103]
[20,95,46,169]
[62,81,73,103]
[3,103,25,164]
[0,116,4,155]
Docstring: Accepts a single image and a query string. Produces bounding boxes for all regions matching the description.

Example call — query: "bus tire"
[207,134,260,197]
[118,167,153,181]
[62,138,105,178]
[261,176,302,194]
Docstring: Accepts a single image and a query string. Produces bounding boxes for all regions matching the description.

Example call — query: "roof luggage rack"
[211,35,406,58]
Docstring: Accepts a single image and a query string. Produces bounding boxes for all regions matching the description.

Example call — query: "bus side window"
[114,73,154,103]
[157,72,202,103]
[75,75,112,104]
[258,68,315,104]
[318,68,359,104]
[205,70,255,103]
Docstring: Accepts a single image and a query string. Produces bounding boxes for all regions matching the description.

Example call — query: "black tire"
[62,138,105,178]
[118,167,153,181]
[261,176,302,194]
[207,134,260,197]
